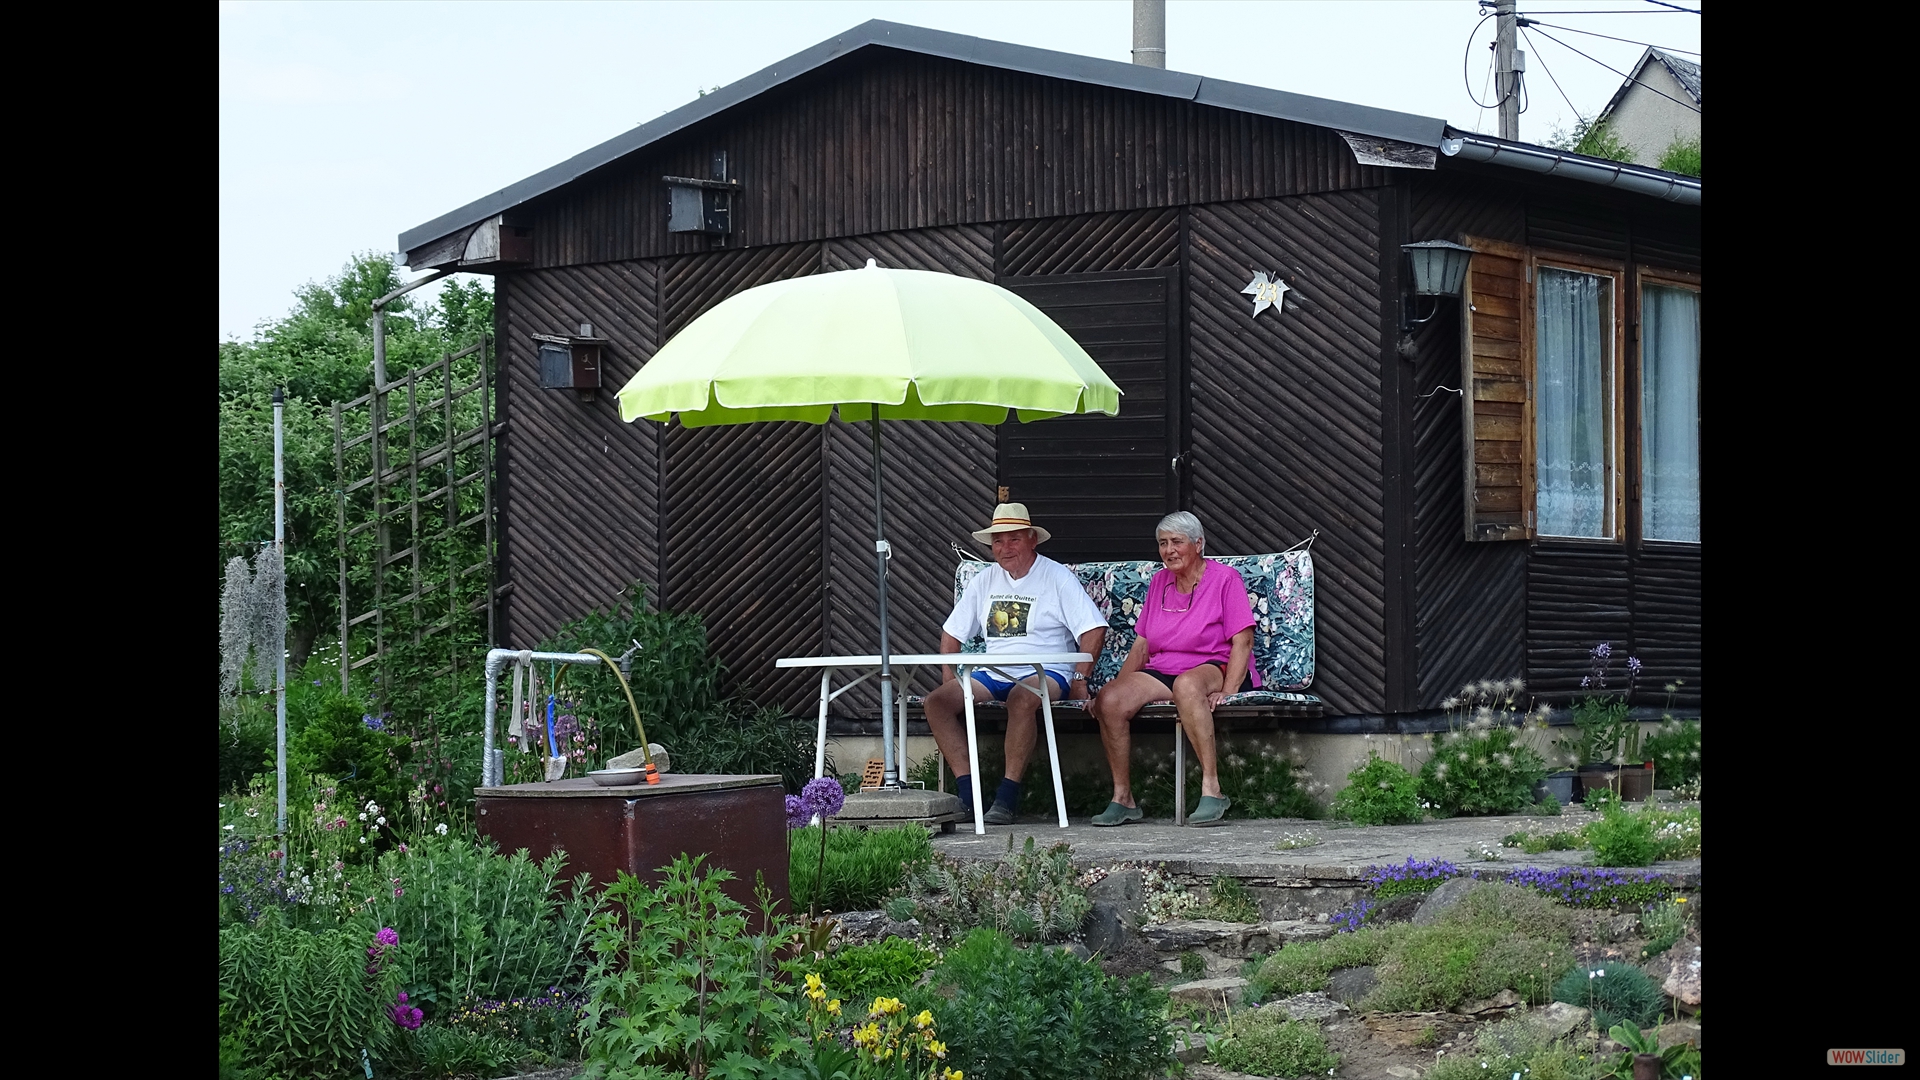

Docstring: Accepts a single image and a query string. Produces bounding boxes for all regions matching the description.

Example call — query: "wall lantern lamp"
[1398,239,1475,336]
[535,322,608,403]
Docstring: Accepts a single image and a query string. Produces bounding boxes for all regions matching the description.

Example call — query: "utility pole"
[1133,0,1166,68]
[1494,0,1522,141]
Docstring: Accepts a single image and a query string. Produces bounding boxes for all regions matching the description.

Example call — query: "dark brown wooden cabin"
[400,21,1701,727]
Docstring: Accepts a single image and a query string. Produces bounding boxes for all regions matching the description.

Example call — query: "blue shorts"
[971,668,1072,701]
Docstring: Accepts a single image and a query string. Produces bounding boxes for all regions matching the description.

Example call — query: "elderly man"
[923,502,1107,824]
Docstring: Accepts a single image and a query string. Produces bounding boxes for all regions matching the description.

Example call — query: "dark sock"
[995,777,1023,809]
[954,776,974,810]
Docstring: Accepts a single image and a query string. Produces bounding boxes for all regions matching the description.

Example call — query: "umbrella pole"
[869,404,897,787]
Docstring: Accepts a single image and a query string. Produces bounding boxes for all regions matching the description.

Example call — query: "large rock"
[1361,1011,1476,1049]
[1141,918,1271,958]
[1410,877,1480,925]
[1168,977,1248,1009]
[1083,901,1128,956]
[1454,988,1523,1017]
[1662,944,1701,1009]
[1265,919,1336,944]
[1373,892,1426,923]
[1508,1001,1592,1043]
[1265,991,1349,1023]
[1327,965,1377,1005]
[833,911,890,943]
[1657,1020,1702,1050]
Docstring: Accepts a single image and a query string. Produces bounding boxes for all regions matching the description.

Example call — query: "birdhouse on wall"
[534,323,608,402]
[665,150,740,237]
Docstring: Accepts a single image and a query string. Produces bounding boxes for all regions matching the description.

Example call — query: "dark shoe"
[983,802,1018,825]
[1188,795,1231,826]
[1090,801,1144,827]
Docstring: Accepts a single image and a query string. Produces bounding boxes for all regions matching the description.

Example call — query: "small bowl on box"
[587,768,647,787]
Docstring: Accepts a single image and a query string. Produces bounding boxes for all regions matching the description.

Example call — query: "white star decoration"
[1241,271,1290,318]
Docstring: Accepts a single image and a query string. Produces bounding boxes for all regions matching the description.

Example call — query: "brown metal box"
[475,774,789,912]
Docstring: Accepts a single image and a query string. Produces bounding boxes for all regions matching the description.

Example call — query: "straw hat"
[971,502,1052,545]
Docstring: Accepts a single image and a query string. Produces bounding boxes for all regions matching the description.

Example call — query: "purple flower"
[1626,657,1642,673]
[1593,642,1611,659]
[390,992,424,1030]
[362,714,386,732]
[376,927,399,947]
[784,794,810,830]
[801,776,846,820]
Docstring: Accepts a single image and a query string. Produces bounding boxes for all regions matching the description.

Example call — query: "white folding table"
[775,651,1092,835]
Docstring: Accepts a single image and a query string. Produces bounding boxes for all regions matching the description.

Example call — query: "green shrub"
[1333,751,1424,825]
[1551,960,1665,1031]
[787,824,932,914]
[1209,1009,1339,1076]
[1434,1014,1596,1080]
[581,855,794,1076]
[1657,136,1701,177]
[808,937,939,1006]
[1132,739,1323,820]
[1642,718,1701,787]
[407,1024,524,1077]
[218,920,404,1078]
[351,833,604,1007]
[288,688,411,815]
[1418,724,1548,816]
[1248,925,1402,1001]
[1367,884,1573,1011]
[1587,805,1660,867]
[918,928,1172,1080]
[1642,804,1701,860]
[218,705,276,795]
[1196,875,1262,923]
[895,835,1092,943]
[1639,898,1689,959]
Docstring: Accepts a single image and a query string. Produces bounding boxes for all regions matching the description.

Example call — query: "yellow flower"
[853,1022,881,1048]
[826,998,842,1016]
[943,1069,964,1080]
[805,973,824,993]
[929,1039,948,1058]
[913,1009,935,1031]
[869,995,905,1016]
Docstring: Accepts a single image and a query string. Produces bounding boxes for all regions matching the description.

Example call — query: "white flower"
[376,816,387,826]
[358,812,368,821]
[435,823,449,836]
[223,824,236,831]
[366,801,378,812]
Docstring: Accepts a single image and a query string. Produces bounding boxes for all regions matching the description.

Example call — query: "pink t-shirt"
[1134,559,1262,688]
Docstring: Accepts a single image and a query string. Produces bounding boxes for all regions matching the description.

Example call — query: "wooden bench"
[912,549,1322,822]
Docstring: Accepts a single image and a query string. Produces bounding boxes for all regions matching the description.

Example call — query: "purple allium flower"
[390,992,424,1030]
[801,776,846,820]
[1593,642,1611,659]
[376,927,399,947]
[785,794,810,831]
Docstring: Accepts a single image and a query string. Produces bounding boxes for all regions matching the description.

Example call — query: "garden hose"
[579,647,657,779]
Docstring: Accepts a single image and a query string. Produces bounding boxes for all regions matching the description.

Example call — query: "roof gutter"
[1441,129,1700,205]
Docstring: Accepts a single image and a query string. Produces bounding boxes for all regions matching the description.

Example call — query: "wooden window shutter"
[1459,236,1532,541]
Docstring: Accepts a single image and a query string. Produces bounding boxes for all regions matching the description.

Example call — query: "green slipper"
[1090,802,1144,827]
[1188,795,1232,826]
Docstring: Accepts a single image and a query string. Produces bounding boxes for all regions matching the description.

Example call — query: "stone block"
[1265,918,1335,944]
[1327,965,1377,1005]
[1168,977,1248,1009]
[1511,1001,1591,1043]
[1656,1020,1702,1050]
[1141,918,1271,958]
[837,788,964,820]
[1265,991,1349,1023]
[1411,876,1481,924]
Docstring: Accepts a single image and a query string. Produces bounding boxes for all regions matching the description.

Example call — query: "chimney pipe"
[1132,0,1165,68]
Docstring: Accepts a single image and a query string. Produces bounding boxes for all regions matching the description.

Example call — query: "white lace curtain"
[1535,268,1612,538]
[1641,285,1701,542]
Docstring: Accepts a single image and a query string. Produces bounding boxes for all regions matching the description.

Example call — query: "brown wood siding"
[660,242,826,710]
[999,208,1181,276]
[820,227,998,713]
[496,262,660,645]
[1186,194,1386,715]
[1407,177,1527,703]
[525,52,1386,269]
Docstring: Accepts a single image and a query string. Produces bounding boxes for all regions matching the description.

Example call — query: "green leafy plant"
[1604,1020,1702,1079]
[1552,960,1665,1031]
[1547,117,1637,163]
[1534,792,1563,816]
[1179,950,1207,980]
[1418,723,1549,817]
[894,835,1092,944]
[1196,875,1262,923]
[580,855,795,1078]
[1639,897,1690,958]
[810,938,940,1007]
[1209,1009,1339,1076]
[1367,884,1574,1011]
[1587,803,1660,867]
[787,823,932,914]
[1332,750,1423,825]
[218,919,405,1078]
[1247,925,1403,1001]
[406,1024,524,1077]
[917,928,1172,1080]
[1428,1016,1593,1080]
[351,833,604,1006]
[1643,716,1701,787]
[1657,135,1701,177]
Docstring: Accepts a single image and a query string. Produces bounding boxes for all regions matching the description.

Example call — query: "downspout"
[1441,130,1701,205]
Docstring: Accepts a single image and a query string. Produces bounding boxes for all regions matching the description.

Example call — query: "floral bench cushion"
[951,550,1316,706]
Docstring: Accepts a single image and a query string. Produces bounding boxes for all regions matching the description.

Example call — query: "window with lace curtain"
[1639,276,1700,543]
[1534,264,1619,539]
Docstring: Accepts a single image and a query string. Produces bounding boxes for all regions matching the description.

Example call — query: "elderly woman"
[1086,511,1259,826]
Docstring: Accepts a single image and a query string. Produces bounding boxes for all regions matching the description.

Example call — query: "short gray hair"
[1156,511,1204,545]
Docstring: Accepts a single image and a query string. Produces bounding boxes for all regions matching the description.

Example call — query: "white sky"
[219,0,1700,341]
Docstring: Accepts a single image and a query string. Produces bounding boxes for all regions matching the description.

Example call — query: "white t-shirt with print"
[941,554,1107,675]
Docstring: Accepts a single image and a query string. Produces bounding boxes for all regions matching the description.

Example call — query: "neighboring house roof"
[399,19,1696,253]
[1596,47,1701,127]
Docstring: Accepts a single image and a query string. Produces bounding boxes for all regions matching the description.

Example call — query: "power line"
[1522,17,1701,55]
[1520,26,1587,124]
[1526,25,1702,113]
[1641,0,1702,13]
[1462,11,1509,109]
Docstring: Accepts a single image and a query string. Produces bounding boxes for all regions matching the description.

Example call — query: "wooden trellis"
[333,337,501,698]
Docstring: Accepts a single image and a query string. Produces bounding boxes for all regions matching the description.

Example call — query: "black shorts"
[1141,662,1254,696]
